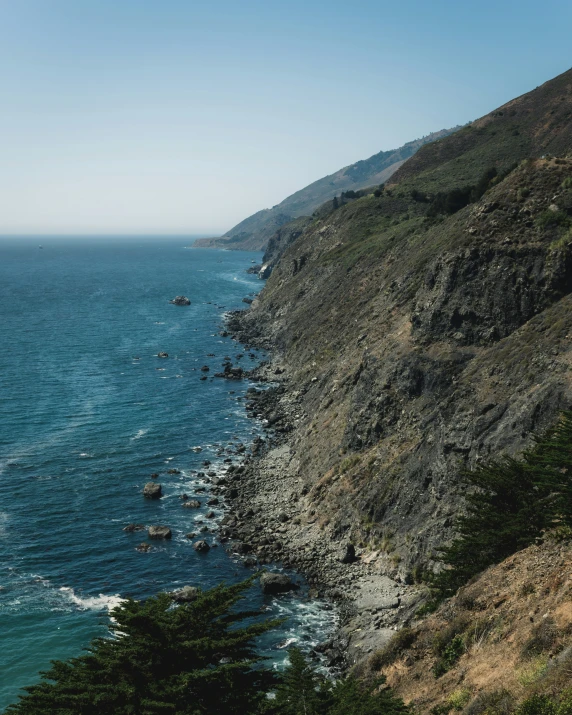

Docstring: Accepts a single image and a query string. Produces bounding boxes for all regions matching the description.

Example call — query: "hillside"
[377,537,572,713]
[193,128,457,251]
[228,67,572,591]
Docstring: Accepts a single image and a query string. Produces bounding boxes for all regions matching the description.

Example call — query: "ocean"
[0,239,336,710]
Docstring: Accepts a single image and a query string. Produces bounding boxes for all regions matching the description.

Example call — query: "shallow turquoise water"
[0,239,336,710]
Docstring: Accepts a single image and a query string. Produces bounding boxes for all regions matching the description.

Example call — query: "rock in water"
[260,572,299,595]
[157,352,169,358]
[182,499,201,508]
[143,482,162,499]
[340,544,357,564]
[193,540,210,553]
[148,525,172,539]
[169,585,199,602]
[169,296,191,306]
[137,543,151,552]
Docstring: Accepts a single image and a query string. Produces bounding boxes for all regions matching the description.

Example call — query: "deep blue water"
[0,240,335,710]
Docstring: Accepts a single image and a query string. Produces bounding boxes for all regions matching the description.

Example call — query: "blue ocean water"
[0,240,335,710]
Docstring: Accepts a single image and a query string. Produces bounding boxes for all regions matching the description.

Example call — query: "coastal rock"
[123,523,145,532]
[169,585,199,602]
[183,500,201,509]
[193,540,210,553]
[259,263,273,280]
[260,572,299,595]
[157,352,169,358]
[148,525,172,539]
[137,543,151,552]
[143,482,162,499]
[169,296,191,306]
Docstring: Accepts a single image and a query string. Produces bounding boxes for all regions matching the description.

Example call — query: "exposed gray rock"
[260,572,299,595]
[170,586,199,602]
[148,525,172,539]
[183,500,201,509]
[170,296,191,306]
[143,482,162,499]
[193,540,210,553]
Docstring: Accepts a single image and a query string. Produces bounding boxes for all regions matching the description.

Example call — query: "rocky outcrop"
[143,482,162,499]
[169,296,191,305]
[148,526,172,539]
[169,586,199,602]
[193,540,210,553]
[260,572,299,595]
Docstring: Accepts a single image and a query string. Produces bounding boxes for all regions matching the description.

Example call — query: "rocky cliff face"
[230,68,572,584]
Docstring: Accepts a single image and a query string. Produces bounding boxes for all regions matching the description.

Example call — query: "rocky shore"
[219,309,426,669]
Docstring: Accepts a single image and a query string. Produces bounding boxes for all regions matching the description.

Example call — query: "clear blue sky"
[0,0,570,236]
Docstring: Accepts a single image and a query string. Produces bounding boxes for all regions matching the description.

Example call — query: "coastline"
[222,308,426,670]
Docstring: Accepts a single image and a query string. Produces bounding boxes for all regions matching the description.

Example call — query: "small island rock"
[170,585,199,602]
[193,540,210,553]
[169,296,191,306]
[143,482,162,499]
[148,525,172,539]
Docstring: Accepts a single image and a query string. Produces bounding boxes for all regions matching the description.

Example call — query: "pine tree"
[328,674,410,715]
[433,412,572,598]
[6,578,279,715]
[271,647,329,714]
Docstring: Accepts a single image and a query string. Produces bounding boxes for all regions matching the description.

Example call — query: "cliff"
[193,128,458,251]
[230,67,572,585]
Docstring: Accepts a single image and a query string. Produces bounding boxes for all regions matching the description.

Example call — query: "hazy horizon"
[0,0,571,236]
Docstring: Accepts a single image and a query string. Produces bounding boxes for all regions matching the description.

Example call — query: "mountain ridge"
[193,128,458,251]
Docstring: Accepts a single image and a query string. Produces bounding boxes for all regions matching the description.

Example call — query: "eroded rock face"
[170,296,191,306]
[148,525,172,539]
[143,482,162,499]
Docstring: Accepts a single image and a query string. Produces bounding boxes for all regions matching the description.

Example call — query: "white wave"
[59,587,125,612]
[0,512,9,536]
[277,637,298,650]
[78,452,93,458]
[131,428,149,441]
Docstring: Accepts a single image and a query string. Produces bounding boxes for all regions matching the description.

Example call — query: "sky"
[0,0,570,237]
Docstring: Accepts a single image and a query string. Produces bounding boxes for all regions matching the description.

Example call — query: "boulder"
[340,544,358,564]
[170,585,199,602]
[183,500,201,509]
[143,482,162,499]
[260,572,299,595]
[169,296,191,306]
[137,542,152,552]
[205,510,216,519]
[193,540,210,553]
[157,352,169,358]
[148,525,172,539]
